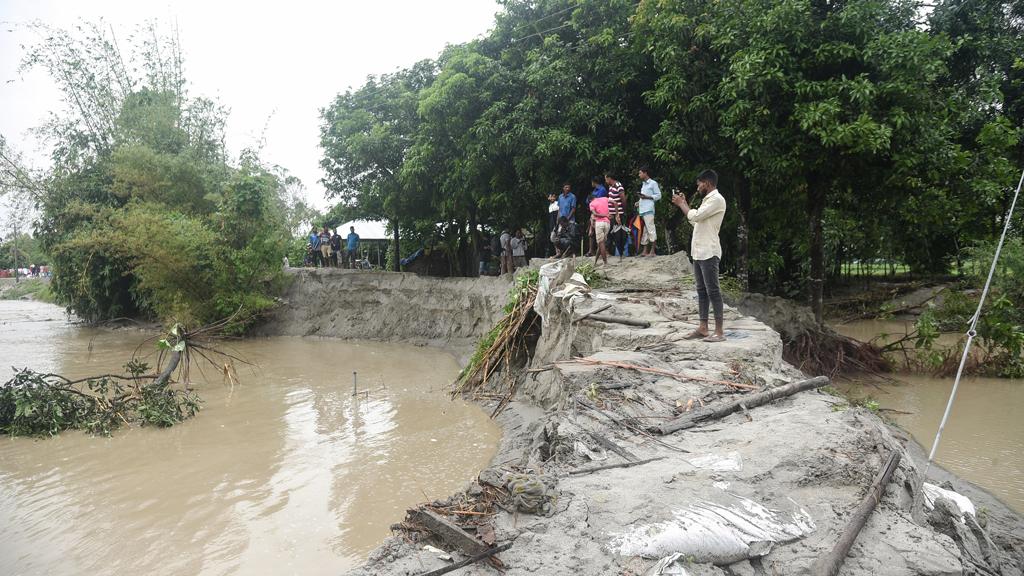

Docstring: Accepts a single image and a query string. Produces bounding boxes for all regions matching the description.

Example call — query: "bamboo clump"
[452,276,541,417]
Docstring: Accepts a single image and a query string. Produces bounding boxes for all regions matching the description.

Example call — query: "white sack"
[608,494,815,565]
[923,482,976,517]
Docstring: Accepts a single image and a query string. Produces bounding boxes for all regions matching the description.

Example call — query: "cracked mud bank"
[261,256,1023,576]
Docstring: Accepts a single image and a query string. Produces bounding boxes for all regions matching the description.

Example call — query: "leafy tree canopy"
[320,0,1022,321]
[15,20,300,332]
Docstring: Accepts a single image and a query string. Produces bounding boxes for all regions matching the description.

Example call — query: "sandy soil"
[259,267,511,361]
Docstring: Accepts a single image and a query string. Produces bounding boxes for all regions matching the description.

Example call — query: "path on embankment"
[263,256,1023,576]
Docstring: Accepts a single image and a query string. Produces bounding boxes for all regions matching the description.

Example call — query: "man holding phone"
[671,169,728,342]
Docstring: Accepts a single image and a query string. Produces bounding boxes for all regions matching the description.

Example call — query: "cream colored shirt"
[686,189,726,261]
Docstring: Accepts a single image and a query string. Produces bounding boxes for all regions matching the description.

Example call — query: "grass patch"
[1,279,56,303]
[574,261,606,289]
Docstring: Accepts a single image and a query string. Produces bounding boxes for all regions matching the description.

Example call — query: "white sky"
[0,0,500,213]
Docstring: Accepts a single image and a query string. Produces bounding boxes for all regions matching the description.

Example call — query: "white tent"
[336,219,388,240]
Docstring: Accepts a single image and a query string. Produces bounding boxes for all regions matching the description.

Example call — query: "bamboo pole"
[416,542,513,576]
[583,314,651,328]
[568,456,666,476]
[652,376,830,434]
[575,303,613,322]
[809,450,902,576]
[561,358,758,390]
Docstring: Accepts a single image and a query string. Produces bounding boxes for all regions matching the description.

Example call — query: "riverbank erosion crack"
[260,258,1022,575]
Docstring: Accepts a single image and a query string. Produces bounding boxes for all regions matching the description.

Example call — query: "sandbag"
[608,493,815,564]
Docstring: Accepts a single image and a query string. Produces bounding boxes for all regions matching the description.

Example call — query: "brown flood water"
[833,319,1023,513]
[0,300,501,575]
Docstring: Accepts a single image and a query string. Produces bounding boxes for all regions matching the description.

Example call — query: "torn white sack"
[922,482,976,517]
[533,260,582,326]
[607,493,815,565]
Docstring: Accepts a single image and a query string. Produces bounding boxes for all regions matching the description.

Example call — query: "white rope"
[924,166,1024,474]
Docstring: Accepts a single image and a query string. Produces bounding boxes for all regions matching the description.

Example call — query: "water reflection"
[0,301,501,575]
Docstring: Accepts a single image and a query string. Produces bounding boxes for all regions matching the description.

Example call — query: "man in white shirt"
[499,228,514,275]
[637,165,661,257]
[547,193,560,256]
[672,169,728,342]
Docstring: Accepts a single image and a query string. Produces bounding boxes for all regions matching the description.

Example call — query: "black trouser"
[693,256,723,323]
[610,224,628,256]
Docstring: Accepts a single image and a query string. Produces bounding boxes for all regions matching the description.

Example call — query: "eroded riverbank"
[0,300,500,575]
[312,255,1023,576]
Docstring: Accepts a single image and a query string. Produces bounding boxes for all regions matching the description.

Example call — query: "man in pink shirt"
[589,194,611,266]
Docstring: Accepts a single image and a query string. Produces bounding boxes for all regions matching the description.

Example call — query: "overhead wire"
[510,3,578,32]
[513,21,574,43]
[923,165,1024,477]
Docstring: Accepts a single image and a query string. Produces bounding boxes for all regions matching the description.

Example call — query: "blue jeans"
[693,256,723,323]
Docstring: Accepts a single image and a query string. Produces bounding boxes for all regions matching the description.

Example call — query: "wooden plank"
[568,456,666,476]
[409,508,489,556]
[586,430,639,462]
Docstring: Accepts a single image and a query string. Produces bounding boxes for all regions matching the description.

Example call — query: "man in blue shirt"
[309,227,322,267]
[345,226,360,268]
[637,165,662,257]
[557,182,577,221]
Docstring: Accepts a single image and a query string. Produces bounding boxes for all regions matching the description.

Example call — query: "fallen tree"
[725,293,888,377]
[0,319,244,436]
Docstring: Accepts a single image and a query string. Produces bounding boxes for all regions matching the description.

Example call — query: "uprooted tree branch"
[0,315,249,437]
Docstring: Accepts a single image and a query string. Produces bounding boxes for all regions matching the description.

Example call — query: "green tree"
[20,21,288,331]
[320,62,436,271]
[638,0,961,322]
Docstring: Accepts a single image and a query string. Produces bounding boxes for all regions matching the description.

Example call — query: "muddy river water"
[0,300,501,575]
[834,319,1023,513]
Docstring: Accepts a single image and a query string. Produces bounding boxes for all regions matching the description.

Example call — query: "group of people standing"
[496,229,529,275]
[548,165,664,263]
[306,226,361,268]
[545,166,729,343]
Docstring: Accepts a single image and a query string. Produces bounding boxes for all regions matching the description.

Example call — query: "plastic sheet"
[688,451,743,472]
[533,260,587,326]
[608,493,815,564]
[574,440,608,461]
[922,482,976,517]
[645,553,690,576]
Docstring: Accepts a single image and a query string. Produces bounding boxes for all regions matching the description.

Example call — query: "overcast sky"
[0,0,501,212]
